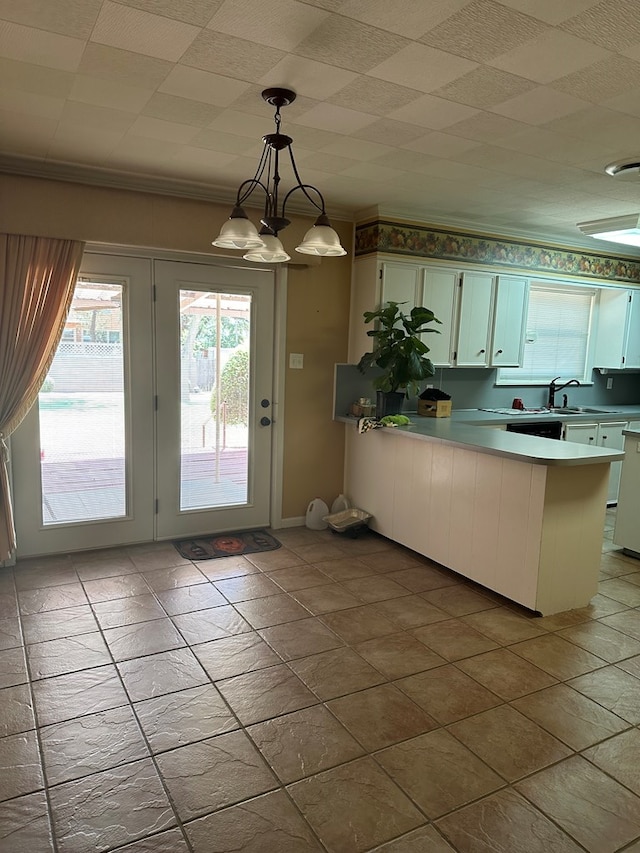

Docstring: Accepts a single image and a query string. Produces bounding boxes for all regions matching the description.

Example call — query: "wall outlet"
[606,377,614,390]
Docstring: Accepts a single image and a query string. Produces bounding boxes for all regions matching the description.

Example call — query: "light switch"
[289,352,304,369]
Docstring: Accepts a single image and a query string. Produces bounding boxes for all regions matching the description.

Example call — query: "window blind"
[499,285,595,384]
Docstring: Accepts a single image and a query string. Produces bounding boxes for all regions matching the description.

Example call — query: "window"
[498,282,596,384]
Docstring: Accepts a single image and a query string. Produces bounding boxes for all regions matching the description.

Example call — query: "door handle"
[260,416,272,426]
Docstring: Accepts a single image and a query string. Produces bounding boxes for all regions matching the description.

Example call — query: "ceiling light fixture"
[577,214,640,247]
[212,87,347,264]
[577,159,640,248]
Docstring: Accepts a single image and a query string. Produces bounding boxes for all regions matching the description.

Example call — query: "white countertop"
[337,406,640,466]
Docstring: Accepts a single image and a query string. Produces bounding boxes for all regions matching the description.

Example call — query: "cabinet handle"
[479,349,485,354]
[496,349,503,354]
[601,435,607,441]
[589,437,594,441]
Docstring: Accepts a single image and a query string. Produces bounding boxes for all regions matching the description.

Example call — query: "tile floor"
[2,510,640,852]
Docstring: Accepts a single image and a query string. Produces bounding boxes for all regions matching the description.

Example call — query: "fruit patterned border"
[354,219,640,284]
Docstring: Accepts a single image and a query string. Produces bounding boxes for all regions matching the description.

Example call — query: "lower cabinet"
[564,421,627,503]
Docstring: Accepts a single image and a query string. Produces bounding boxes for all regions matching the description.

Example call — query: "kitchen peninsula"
[341,410,625,616]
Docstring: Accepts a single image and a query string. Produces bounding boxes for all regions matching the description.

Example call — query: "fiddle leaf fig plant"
[357,301,441,397]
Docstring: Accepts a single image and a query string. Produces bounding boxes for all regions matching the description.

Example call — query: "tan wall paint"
[0,173,353,523]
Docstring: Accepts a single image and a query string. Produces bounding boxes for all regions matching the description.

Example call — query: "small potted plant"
[357,301,441,417]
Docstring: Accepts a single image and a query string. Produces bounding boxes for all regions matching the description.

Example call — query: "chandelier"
[212,88,347,263]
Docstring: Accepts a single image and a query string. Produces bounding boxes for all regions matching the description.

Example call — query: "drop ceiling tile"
[171,144,240,169]
[561,0,640,50]
[142,93,222,127]
[0,89,65,121]
[294,102,376,134]
[418,159,511,189]
[159,66,250,107]
[493,126,598,162]
[0,0,102,38]
[327,77,423,117]
[0,20,84,71]
[78,43,173,88]
[551,55,640,103]
[352,118,426,146]
[0,57,74,99]
[47,126,124,163]
[260,56,358,100]
[188,128,258,154]
[115,0,225,27]
[293,15,410,73]
[60,100,139,134]
[209,109,276,137]
[489,0,602,26]
[338,0,470,38]
[319,136,394,161]
[282,122,344,150]
[445,112,531,143]
[432,66,538,109]
[91,1,200,62]
[127,115,201,144]
[543,104,616,136]
[70,75,154,113]
[371,149,442,175]
[208,0,328,50]
[403,131,481,158]
[420,0,549,63]
[107,135,182,166]
[297,0,345,10]
[491,86,590,124]
[341,161,406,182]
[181,29,285,81]
[301,151,356,173]
[0,111,58,156]
[489,30,611,84]
[387,94,479,130]
[368,43,477,92]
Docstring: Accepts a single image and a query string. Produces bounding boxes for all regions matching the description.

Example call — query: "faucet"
[547,376,580,408]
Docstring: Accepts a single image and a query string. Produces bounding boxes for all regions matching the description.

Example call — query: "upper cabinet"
[593,287,640,370]
[349,257,528,369]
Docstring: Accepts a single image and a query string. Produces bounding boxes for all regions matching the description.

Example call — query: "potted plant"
[357,301,441,417]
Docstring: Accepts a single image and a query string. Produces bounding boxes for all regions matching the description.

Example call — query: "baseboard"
[275,516,306,529]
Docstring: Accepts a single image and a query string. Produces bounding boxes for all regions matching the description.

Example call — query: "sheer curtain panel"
[0,234,85,560]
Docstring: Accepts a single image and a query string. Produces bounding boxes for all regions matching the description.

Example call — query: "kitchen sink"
[549,406,614,414]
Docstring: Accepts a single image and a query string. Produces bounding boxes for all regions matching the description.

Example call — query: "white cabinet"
[455,272,494,367]
[615,429,640,553]
[594,288,640,369]
[564,420,627,503]
[349,257,528,369]
[491,276,528,367]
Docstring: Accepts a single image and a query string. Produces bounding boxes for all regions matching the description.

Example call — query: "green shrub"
[210,348,249,425]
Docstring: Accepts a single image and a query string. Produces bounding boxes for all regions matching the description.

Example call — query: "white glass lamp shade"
[577,214,640,247]
[243,234,291,263]
[295,215,347,256]
[212,207,265,250]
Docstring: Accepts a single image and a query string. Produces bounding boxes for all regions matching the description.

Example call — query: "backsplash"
[334,363,640,418]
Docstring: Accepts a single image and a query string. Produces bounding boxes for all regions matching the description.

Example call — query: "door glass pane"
[39,280,126,524]
[180,290,251,511]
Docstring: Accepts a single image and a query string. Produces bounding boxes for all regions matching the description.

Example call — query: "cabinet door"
[594,288,629,369]
[491,276,528,367]
[625,291,640,368]
[421,268,457,367]
[564,423,598,445]
[381,263,420,309]
[455,272,494,367]
[597,421,627,503]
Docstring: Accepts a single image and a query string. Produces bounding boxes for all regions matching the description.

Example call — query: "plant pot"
[376,390,405,418]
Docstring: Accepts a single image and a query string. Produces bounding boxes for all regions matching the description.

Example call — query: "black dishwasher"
[506,421,563,440]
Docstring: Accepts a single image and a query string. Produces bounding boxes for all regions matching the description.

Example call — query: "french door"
[11,252,276,557]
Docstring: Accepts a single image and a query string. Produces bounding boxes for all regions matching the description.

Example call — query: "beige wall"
[0,173,352,523]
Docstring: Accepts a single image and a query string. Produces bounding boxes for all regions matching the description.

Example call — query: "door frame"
[87,244,289,533]
[7,244,287,559]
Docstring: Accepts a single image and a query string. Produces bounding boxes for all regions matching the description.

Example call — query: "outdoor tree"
[210,348,249,425]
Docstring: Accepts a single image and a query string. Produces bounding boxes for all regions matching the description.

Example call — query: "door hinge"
[379,269,382,279]
[629,293,632,303]
[152,284,157,302]
[458,276,463,287]
[622,356,625,364]
[453,350,457,360]
[154,499,159,514]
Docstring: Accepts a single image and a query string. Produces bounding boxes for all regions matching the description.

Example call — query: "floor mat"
[174,529,281,560]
